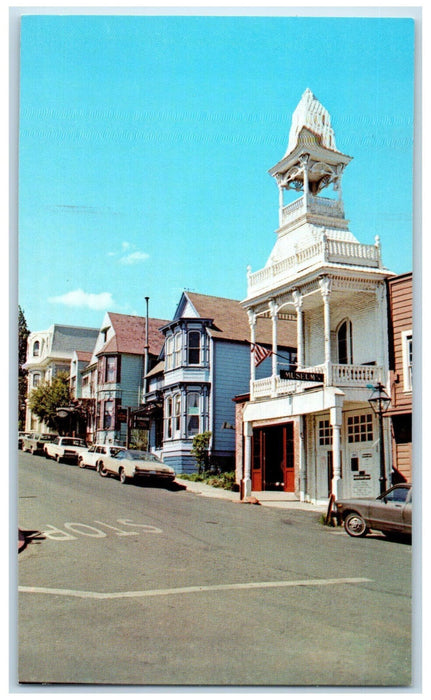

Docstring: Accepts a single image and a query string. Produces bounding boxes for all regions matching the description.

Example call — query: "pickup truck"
[44,436,88,463]
[22,432,57,455]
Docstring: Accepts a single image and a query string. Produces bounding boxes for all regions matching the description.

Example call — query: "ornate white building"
[240,89,395,503]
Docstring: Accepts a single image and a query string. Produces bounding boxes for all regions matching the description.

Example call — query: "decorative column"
[269,299,279,396]
[292,289,304,369]
[319,276,332,383]
[278,180,284,227]
[330,403,342,499]
[247,309,256,400]
[300,154,309,209]
[242,422,253,499]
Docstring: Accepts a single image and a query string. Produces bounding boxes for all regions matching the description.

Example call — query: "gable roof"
[51,325,99,353]
[98,313,169,356]
[75,351,93,362]
[184,292,296,348]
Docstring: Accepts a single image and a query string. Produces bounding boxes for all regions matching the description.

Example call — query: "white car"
[44,436,88,463]
[78,444,121,470]
[97,448,176,485]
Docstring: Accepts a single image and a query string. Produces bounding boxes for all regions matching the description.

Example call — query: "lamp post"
[368,382,391,495]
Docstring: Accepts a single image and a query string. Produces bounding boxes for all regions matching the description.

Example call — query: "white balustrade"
[251,364,383,399]
[248,236,380,294]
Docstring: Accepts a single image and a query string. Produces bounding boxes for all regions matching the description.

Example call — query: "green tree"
[191,431,212,474]
[18,306,30,429]
[28,372,71,430]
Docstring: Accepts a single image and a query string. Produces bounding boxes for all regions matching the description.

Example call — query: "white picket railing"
[251,363,383,399]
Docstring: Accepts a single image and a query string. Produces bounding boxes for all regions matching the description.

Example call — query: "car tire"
[119,468,127,484]
[79,457,85,468]
[344,512,368,537]
[98,462,108,477]
[56,454,62,463]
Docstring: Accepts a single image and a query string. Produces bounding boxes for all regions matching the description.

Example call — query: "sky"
[17,11,416,333]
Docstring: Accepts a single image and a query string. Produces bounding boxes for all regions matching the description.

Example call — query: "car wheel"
[56,454,62,463]
[344,512,368,537]
[78,457,85,468]
[30,447,35,455]
[98,462,108,477]
[119,468,127,484]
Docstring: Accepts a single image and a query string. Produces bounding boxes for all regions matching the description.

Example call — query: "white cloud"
[108,241,149,265]
[119,251,150,265]
[48,289,115,310]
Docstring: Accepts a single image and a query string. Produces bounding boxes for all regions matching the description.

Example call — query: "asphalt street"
[17,451,413,687]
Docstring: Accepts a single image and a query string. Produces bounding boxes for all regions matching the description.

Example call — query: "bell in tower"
[269,89,352,228]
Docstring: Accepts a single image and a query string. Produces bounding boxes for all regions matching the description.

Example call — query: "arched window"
[174,394,182,436]
[174,332,182,367]
[337,319,353,365]
[165,336,173,370]
[165,397,173,438]
[188,331,201,365]
[33,340,40,357]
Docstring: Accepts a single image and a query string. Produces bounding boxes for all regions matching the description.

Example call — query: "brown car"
[334,483,412,538]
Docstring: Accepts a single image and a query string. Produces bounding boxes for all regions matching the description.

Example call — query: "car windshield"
[379,486,410,503]
[125,450,161,462]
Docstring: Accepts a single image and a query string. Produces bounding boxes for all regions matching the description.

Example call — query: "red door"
[251,429,264,491]
[251,424,295,492]
[282,424,295,492]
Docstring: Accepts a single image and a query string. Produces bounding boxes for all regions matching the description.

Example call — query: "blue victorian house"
[144,291,296,474]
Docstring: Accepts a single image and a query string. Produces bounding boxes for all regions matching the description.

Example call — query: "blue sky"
[18,13,415,332]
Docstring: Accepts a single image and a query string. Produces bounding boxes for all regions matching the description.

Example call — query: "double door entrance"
[252,423,295,492]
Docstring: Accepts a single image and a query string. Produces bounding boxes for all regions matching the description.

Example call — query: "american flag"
[251,343,272,367]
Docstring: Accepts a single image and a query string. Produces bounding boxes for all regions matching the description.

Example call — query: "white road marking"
[19,577,371,600]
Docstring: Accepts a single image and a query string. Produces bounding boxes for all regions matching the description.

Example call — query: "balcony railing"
[251,363,383,399]
[281,194,344,227]
[247,235,381,295]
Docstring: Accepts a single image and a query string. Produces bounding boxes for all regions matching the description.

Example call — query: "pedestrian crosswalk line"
[19,577,372,600]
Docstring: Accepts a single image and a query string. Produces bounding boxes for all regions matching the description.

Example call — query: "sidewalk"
[174,477,327,513]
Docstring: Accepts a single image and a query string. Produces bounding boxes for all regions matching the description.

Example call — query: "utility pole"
[143,296,149,404]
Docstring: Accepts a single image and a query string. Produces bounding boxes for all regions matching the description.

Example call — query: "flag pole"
[246,340,297,368]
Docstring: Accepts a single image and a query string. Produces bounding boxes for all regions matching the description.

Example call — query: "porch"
[251,363,384,400]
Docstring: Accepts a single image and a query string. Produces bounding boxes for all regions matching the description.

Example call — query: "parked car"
[78,444,121,470]
[22,432,56,455]
[18,431,32,450]
[334,484,412,538]
[44,436,88,463]
[97,448,176,485]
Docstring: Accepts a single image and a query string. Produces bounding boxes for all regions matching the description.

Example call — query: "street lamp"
[367,382,391,495]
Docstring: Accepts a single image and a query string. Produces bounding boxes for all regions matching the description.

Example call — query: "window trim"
[186,391,200,437]
[187,330,201,365]
[337,319,353,365]
[401,330,412,392]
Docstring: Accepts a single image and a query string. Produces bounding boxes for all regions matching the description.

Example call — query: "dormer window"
[33,340,40,357]
[187,331,201,365]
